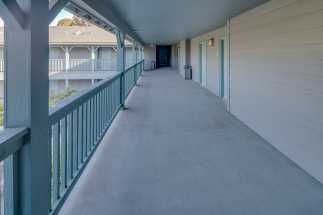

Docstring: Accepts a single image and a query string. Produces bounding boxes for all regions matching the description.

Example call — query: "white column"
[4,0,50,214]
[64,47,70,71]
[65,79,69,89]
[90,46,97,85]
[91,46,97,72]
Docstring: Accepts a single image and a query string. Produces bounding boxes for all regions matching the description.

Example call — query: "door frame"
[218,38,225,98]
[199,41,207,87]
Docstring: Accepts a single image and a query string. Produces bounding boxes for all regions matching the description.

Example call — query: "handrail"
[0,127,29,161]
[49,60,143,122]
[49,60,144,214]
[49,73,122,123]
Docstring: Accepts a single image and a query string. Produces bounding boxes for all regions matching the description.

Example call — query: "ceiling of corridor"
[78,0,270,45]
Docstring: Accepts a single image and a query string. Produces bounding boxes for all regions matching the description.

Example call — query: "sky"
[0,9,73,26]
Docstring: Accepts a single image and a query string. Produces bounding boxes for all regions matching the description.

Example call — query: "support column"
[4,0,50,214]
[116,31,125,74]
[90,46,97,85]
[132,41,136,66]
[64,47,70,71]
[135,46,138,64]
[90,46,97,71]
[116,30,125,108]
[65,79,69,89]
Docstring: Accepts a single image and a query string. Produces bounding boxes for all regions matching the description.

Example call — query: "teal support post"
[3,0,50,214]
[116,30,126,108]
[120,72,125,108]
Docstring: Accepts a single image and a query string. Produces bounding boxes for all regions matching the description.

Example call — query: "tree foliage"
[57,16,91,27]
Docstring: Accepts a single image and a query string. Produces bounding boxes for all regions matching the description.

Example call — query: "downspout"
[226,18,231,112]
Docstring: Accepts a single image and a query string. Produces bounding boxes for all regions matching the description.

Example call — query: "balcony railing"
[49,59,135,75]
[48,60,143,213]
[1,59,136,74]
[0,60,144,215]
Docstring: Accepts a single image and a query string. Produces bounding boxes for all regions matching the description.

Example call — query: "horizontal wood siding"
[229,0,323,182]
[191,28,225,95]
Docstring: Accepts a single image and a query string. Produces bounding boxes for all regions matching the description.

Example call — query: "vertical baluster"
[116,80,118,111]
[115,79,118,110]
[52,123,60,206]
[72,109,77,175]
[94,94,97,144]
[76,108,79,170]
[104,88,107,127]
[102,90,104,131]
[100,88,104,130]
[61,117,67,191]
[102,89,105,129]
[102,90,105,130]
[78,106,82,167]
[83,103,87,161]
[87,100,91,155]
[108,85,111,123]
[67,113,73,183]
[88,99,92,152]
[49,125,53,209]
[92,97,95,147]
[117,79,120,109]
[119,76,122,106]
[99,92,102,134]
[134,65,136,85]
[97,93,100,138]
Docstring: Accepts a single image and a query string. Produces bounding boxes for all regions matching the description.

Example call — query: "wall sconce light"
[208,38,215,47]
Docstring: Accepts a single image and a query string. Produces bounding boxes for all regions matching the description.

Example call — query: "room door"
[156,45,171,67]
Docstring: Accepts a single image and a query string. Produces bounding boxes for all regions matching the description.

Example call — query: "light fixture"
[208,38,215,47]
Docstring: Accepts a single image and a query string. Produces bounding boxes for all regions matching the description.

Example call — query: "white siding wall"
[229,0,323,183]
[190,28,225,95]
[178,40,186,77]
[49,47,64,59]
[143,45,156,70]
[70,47,90,59]
[98,47,117,70]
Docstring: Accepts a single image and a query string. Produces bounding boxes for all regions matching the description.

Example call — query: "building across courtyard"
[0,25,142,98]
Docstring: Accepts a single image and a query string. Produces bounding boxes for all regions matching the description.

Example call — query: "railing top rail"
[49,73,121,123]
[49,60,144,124]
[125,60,144,72]
[0,127,29,161]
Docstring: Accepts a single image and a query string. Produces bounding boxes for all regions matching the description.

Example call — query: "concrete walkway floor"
[59,68,323,215]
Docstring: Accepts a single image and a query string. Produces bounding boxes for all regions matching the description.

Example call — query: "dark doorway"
[156,45,171,68]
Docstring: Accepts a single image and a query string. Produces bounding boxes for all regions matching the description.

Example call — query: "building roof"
[0,25,132,46]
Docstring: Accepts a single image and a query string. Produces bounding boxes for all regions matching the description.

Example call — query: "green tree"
[57,16,91,27]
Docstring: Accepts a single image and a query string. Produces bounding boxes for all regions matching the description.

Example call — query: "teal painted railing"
[48,60,144,214]
[0,128,29,215]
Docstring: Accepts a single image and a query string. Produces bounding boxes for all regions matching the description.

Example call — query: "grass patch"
[0,89,76,127]
[49,88,76,108]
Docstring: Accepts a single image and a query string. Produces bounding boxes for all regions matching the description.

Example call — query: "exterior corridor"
[59,68,323,215]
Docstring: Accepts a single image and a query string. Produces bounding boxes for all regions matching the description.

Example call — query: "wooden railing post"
[3,0,50,214]
[116,30,126,109]
[120,72,125,108]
